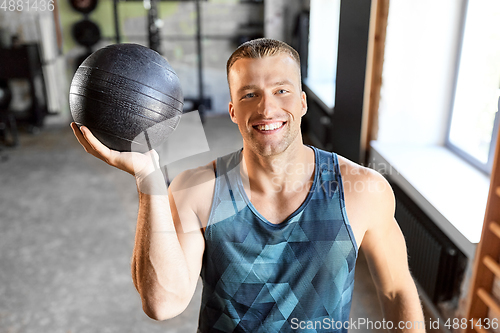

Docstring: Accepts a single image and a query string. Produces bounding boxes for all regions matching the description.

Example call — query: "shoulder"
[169,161,216,193]
[332,154,397,245]
[169,146,241,201]
[169,161,216,228]
[336,154,395,225]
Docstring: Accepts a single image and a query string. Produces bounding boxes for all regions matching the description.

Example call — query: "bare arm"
[131,170,205,320]
[341,161,425,332]
[71,123,206,320]
[363,173,424,332]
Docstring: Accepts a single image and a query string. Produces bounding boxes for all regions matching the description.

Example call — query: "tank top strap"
[332,152,347,210]
[315,147,335,170]
[310,147,358,251]
[332,151,358,252]
[207,149,246,229]
[311,147,340,196]
[313,148,345,198]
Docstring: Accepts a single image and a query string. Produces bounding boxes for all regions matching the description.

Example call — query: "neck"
[240,139,315,196]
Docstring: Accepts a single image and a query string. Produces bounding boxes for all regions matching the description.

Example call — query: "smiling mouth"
[253,122,286,131]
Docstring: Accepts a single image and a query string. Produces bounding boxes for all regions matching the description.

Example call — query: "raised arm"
[131,166,207,320]
[71,123,207,320]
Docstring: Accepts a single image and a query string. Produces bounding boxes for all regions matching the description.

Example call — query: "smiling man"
[72,38,426,332]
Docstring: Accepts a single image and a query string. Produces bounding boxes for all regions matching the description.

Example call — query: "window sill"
[369,141,489,259]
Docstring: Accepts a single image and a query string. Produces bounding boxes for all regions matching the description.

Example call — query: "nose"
[258,92,278,117]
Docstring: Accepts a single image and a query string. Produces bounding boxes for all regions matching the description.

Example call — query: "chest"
[247,187,311,224]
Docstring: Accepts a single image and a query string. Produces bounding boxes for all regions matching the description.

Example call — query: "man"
[71,38,425,332]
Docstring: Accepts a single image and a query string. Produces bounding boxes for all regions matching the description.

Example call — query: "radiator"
[390,182,467,303]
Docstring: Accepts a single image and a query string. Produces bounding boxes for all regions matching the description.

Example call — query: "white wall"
[377,0,465,145]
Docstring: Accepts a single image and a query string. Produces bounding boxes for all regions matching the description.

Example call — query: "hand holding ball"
[70,43,183,152]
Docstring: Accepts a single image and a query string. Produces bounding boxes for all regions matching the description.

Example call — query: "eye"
[242,92,255,99]
[277,89,288,94]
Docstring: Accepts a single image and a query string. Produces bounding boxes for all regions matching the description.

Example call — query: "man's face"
[228,54,307,157]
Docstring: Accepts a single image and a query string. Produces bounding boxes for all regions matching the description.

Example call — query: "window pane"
[305,0,341,108]
[449,0,500,164]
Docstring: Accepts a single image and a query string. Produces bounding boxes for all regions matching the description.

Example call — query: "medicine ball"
[69,43,183,152]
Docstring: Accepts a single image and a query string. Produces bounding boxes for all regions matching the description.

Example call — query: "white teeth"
[257,122,283,131]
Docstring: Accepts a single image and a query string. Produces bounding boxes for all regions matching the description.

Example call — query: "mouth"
[252,121,286,133]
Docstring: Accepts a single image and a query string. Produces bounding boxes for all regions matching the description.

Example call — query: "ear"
[301,91,308,117]
[228,101,237,124]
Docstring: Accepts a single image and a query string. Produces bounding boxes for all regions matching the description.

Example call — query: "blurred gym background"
[1,0,499,332]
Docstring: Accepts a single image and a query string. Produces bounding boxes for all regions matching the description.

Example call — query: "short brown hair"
[226,38,301,83]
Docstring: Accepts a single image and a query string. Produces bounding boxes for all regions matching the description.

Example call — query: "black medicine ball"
[69,43,183,152]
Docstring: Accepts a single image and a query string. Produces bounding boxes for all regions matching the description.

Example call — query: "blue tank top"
[198,147,358,332]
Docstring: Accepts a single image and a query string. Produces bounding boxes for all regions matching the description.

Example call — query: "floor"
[0,113,386,332]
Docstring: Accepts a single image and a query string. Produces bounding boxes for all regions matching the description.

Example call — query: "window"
[304,0,341,109]
[447,0,500,173]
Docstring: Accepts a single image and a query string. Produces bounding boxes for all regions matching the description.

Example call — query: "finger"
[79,125,113,163]
[71,122,95,154]
[71,123,154,176]
[71,122,113,164]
